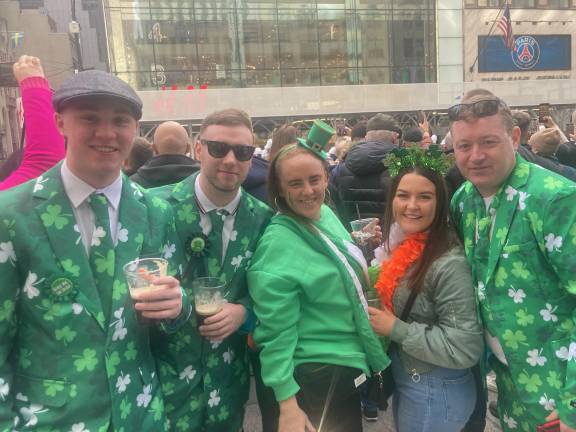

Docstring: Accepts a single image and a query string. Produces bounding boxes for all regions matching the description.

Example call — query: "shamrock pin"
[186,233,211,257]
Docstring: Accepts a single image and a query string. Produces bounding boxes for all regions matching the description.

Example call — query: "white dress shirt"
[194,174,241,263]
[61,161,123,255]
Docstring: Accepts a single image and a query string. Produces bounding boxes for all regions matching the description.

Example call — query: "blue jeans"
[391,350,476,432]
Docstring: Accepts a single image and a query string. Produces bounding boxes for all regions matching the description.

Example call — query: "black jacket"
[329,140,396,230]
[557,141,576,168]
[517,145,576,182]
[130,154,200,188]
[242,156,269,204]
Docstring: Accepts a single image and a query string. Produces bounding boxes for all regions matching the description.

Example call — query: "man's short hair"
[403,127,424,144]
[199,109,252,136]
[451,94,515,136]
[529,128,563,156]
[350,123,367,141]
[125,137,153,175]
[366,113,402,138]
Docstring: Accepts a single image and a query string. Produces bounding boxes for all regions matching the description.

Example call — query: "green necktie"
[88,193,115,323]
[207,209,228,276]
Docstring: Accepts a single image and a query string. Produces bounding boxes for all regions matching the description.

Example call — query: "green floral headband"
[383,145,454,177]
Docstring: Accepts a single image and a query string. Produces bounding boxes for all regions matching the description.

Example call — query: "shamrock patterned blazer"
[0,162,184,431]
[150,173,273,432]
[451,155,576,431]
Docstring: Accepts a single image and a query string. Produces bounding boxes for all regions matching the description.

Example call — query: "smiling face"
[195,124,254,203]
[277,151,328,220]
[392,172,437,235]
[451,114,520,197]
[55,97,138,188]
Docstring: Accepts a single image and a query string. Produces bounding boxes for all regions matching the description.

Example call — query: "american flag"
[498,3,514,50]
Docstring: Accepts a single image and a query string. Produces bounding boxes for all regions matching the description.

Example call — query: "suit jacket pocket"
[14,374,70,407]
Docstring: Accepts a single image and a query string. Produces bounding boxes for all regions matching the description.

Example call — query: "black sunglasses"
[447,99,507,121]
[201,140,255,162]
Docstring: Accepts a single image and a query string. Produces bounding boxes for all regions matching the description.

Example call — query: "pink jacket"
[0,76,65,191]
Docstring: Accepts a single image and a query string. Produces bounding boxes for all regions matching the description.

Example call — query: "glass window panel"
[321,67,357,85]
[241,11,280,74]
[437,9,462,38]
[356,12,392,67]
[358,66,391,84]
[281,68,320,86]
[278,11,320,70]
[277,0,316,10]
[318,9,349,71]
[438,0,464,8]
[355,0,393,9]
[393,0,434,8]
[438,38,462,65]
[245,69,281,86]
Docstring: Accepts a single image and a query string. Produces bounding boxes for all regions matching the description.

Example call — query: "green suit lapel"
[485,156,530,286]
[32,164,106,331]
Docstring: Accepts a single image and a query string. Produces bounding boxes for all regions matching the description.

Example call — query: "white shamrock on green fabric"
[111,308,127,341]
[544,233,563,252]
[556,342,576,362]
[208,390,221,408]
[136,384,152,407]
[73,224,82,245]
[179,365,197,383]
[117,223,129,243]
[0,377,9,400]
[33,175,47,193]
[20,404,47,427]
[508,287,526,304]
[539,304,558,322]
[517,191,530,210]
[70,422,89,432]
[505,186,517,201]
[91,226,106,247]
[223,349,233,364]
[502,413,517,429]
[526,349,547,367]
[538,394,556,411]
[116,372,131,394]
[162,243,176,259]
[23,272,44,299]
[0,241,16,265]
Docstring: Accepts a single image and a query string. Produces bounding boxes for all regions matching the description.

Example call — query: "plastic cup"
[350,218,378,246]
[123,257,168,323]
[192,277,227,327]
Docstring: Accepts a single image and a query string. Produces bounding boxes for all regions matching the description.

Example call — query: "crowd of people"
[0,54,575,432]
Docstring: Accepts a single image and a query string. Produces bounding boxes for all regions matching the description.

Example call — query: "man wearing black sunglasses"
[450,94,576,432]
[150,108,273,432]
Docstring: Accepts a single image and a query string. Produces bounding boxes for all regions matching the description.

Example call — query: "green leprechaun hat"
[297,120,335,160]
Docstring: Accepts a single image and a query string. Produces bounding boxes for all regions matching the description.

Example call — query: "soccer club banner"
[478,35,571,72]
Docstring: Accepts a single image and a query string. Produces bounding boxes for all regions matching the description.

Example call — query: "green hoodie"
[247,205,390,401]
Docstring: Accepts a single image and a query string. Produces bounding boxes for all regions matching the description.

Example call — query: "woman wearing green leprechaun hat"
[247,120,390,432]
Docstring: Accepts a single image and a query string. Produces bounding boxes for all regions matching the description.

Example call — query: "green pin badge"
[47,275,78,303]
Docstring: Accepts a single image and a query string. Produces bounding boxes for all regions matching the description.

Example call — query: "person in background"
[402,127,424,148]
[450,94,576,432]
[369,147,483,431]
[269,124,299,162]
[122,136,153,177]
[333,135,352,162]
[131,121,199,188]
[0,55,65,191]
[350,122,367,145]
[248,121,389,432]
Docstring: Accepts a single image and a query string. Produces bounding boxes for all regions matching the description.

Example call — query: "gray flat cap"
[53,70,142,120]
[366,113,402,138]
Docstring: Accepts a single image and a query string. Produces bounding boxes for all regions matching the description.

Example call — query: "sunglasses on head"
[447,99,507,122]
[201,139,255,162]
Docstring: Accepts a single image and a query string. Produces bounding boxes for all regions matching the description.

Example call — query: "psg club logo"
[511,36,540,70]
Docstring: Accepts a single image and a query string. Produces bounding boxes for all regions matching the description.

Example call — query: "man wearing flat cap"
[0,70,188,431]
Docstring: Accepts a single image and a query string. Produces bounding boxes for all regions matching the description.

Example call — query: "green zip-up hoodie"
[247,205,390,401]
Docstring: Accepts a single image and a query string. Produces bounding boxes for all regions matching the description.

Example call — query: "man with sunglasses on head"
[450,93,576,432]
[150,108,273,431]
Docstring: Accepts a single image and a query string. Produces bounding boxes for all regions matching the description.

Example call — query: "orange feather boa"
[374,232,428,314]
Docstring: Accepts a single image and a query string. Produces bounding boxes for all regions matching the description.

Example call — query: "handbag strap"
[399,287,419,321]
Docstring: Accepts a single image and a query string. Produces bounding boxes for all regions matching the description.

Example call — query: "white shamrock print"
[477,281,486,301]
[131,183,143,197]
[72,303,84,315]
[162,243,176,259]
[15,393,28,402]
[136,384,152,407]
[73,224,82,245]
[23,272,44,299]
[210,340,222,350]
[505,185,517,201]
[231,255,243,270]
[538,394,556,411]
[208,389,221,407]
[20,404,47,427]
[33,175,47,193]
[517,191,529,211]
[245,250,253,259]
[0,241,16,265]
[229,230,238,242]
[223,349,233,364]
[0,378,9,400]
[117,223,128,243]
[544,233,563,252]
[539,303,558,322]
[526,349,547,367]
[111,308,127,341]
[556,342,576,362]
[70,422,89,432]
[507,287,526,304]
[179,365,197,383]
[502,413,517,429]
[116,373,131,393]
[459,202,464,213]
[91,226,106,247]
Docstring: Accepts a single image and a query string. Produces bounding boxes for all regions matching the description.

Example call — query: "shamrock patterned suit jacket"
[150,173,273,432]
[0,163,185,432]
[451,155,576,431]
